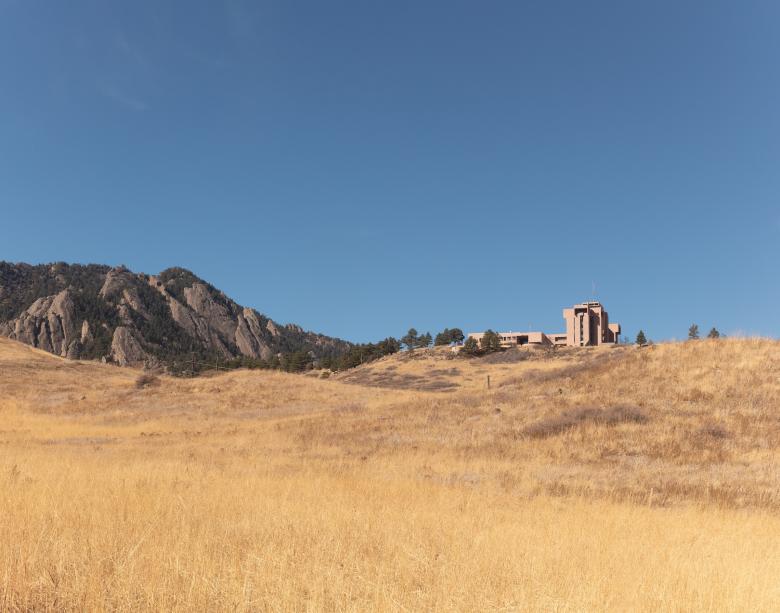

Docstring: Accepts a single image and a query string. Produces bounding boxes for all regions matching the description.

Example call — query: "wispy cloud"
[176,43,228,71]
[98,84,148,112]
[114,32,147,69]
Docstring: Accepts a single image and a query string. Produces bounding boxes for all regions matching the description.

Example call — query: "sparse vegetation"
[1,336,779,610]
[688,323,700,340]
[708,327,721,339]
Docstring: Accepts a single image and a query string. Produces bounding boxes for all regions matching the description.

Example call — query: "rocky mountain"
[0,262,352,370]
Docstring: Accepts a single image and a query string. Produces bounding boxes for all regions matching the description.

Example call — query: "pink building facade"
[468,301,621,348]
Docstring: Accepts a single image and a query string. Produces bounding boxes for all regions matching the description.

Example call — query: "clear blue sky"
[1,1,778,342]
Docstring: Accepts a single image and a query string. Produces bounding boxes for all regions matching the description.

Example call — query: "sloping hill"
[1,335,780,610]
[0,335,403,420]
[334,343,629,391]
[3,335,779,507]
[0,262,351,370]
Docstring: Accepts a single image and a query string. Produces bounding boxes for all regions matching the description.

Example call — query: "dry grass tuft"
[696,422,732,440]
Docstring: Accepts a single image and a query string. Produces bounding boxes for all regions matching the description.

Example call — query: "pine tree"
[480,330,502,353]
[707,327,720,339]
[434,328,465,346]
[419,332,432,348]
[461,336,480,355]
[401,328,419,351]
[636,330,647,346]
[434,329,450,346]
[377,337,401,355]
[688,324,700,340]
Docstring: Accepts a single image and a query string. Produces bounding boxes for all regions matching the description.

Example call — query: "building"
[563,301,621,346]
[467,301,621,348]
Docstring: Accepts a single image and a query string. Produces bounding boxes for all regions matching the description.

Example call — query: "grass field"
[1,336,779,611]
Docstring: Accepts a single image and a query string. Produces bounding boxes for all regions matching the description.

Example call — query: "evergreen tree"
[419,332,432,348]
[401,328,419,351]
[636,330,647,346]
[688,324,700,340]
[707,327,720,339]
[434,328,451,346]
[377,337,401,355]
[281,350,313,372]
[480,330,502,353]
[323,336,401,372]
[461,336,480,355]
[434,328,465,346]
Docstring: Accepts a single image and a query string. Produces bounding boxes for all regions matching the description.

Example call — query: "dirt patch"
[499,351,629,387]
[477,349,534,364]
[41,437,118,446]
[339,371,459,392]
[524,405,649,439]
[427,368,461,377]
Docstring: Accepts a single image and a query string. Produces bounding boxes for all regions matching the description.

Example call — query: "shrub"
[696,423,731,439]
[135,373,159,389]
[461,336,480,356]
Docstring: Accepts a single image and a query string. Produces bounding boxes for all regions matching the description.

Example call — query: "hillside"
[0,262,351,371]
[1,336,779,610]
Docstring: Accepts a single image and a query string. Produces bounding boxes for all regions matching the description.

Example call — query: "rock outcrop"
[110,326,148,366]
[80,320,93,344]
[0,289,80,357]
[0,262,352,369]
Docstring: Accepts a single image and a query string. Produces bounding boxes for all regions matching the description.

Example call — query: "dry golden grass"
[1,336,779,611]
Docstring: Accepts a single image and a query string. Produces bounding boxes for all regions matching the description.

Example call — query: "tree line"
[188,320,727,375]
[687,324,721,340]
[634,324,722,347]
[202,327,469,376]
[399,327,465,350]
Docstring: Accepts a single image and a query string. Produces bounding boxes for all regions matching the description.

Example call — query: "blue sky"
[1,1,778,342]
